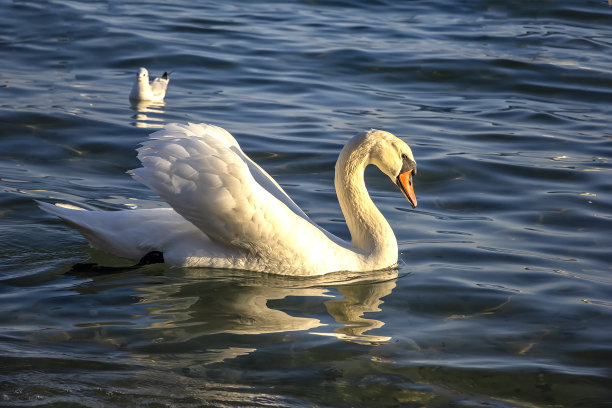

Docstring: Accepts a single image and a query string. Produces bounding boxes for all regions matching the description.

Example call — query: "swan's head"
[366,129,418,208]
[136,67,149,82]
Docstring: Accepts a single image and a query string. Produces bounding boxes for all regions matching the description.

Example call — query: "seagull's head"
[136,67,149,82]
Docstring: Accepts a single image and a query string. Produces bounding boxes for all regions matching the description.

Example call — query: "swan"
[129,67,169,102]
[39,123,417,276]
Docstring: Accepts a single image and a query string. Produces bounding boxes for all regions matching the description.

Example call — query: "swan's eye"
[400,153,417,176]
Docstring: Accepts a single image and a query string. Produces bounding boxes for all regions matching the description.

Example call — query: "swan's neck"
[335,135,398,266]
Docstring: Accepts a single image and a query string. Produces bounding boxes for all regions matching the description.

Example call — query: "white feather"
[129,67,169,102]
[40,123,417,276]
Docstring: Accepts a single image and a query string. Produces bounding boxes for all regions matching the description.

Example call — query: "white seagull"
[39,123,418,276]
[129,67,169,102]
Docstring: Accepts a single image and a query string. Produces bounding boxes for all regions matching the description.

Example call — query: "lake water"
[1,1,612,406]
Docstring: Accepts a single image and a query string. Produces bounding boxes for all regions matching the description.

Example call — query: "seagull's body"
[129,67,169,102]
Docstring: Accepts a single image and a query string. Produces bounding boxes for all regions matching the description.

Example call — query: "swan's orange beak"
[397,171,417,208]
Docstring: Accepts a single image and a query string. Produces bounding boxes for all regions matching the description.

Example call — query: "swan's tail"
[37,201,212,264]
[37,201,143,260]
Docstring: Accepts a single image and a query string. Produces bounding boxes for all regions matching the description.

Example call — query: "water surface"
[1,1,612,406]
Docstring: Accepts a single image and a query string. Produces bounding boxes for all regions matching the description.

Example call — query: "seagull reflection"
[130,100,166,129]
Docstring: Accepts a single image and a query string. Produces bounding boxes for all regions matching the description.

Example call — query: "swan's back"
[130,123,356,274]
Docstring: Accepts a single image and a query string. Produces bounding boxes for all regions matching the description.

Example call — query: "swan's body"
[40,123,417,276]
[129,67,169,102]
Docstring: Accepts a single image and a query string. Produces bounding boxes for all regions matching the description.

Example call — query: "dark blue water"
[1,1,612,406]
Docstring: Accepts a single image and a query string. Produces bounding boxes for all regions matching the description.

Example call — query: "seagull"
[129,67,169,102]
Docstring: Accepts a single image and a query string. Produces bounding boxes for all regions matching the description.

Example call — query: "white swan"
[39,123,418,276]
[129,67,169,102]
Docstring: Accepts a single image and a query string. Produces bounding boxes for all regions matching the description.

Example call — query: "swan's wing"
[130,123,335,254]
[224,137,312,222]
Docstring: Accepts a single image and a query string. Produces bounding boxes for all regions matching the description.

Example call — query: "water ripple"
[1,0,611,406]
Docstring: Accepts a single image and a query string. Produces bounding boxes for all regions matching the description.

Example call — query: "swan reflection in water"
[130,100,166,129]
[133,268,398,363]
